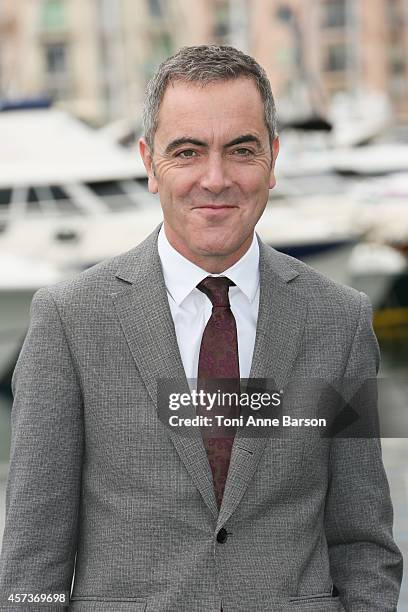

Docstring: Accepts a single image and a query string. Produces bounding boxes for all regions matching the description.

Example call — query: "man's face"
[139,77,279,271]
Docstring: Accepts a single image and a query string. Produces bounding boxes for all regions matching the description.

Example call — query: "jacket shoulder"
[262,243,367,321]
[35,227,160,306]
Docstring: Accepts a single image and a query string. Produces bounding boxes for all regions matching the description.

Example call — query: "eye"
[176,149,198,159]
[233,148,254,156]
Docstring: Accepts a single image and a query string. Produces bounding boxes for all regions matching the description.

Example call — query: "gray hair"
[142,44,277,152]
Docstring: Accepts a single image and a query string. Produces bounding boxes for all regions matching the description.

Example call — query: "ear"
[268,136,280,190]
[139,137,159,194]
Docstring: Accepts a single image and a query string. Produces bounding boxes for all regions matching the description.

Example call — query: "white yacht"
[0,105,162,384]
[0,105,163,272]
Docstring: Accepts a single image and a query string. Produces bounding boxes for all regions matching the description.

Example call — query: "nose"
[200,153,231,194]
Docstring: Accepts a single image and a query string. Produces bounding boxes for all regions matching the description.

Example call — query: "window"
[86,181,136,210]
[147,0,163,18]
[0,189,11,206]
[25,185,79,215]
[43,42,70,99]
[389,46,406,75]
[322,0,346,28]
[27,187,40,203]
[325,44,347,72]
[45,42,67,75]
[276,5,292,23]
[50,185,68,200]
[49,185,80,213]
[26,187,42,212]
[133,177,149,189]
[42,0,66,30]
[214,2,229,41]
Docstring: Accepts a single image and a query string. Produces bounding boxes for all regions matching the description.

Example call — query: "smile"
[193,205,237,212]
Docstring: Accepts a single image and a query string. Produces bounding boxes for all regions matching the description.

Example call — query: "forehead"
[155,77,268,145]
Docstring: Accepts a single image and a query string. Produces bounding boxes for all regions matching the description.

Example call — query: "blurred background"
[0,0,407,606]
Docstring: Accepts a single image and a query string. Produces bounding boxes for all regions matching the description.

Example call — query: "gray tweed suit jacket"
[0,226,402,611]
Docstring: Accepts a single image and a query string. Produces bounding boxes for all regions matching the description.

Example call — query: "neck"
[163,224,253,273]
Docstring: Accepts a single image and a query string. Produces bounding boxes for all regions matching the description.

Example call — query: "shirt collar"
[157,225,259,306]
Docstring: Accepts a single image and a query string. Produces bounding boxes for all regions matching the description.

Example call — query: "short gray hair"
[143,44,277,152]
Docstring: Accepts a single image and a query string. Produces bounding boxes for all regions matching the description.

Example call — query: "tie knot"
[197,276,235,307]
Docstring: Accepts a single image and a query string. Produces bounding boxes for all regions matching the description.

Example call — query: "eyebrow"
[163,133,263,155]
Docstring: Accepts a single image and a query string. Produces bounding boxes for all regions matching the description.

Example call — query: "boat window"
[87,181,123,197]
[27,187,40,202]
[86,181,136,210]
[25,185,82,215]
[0,189,11,206]
[50,185,82,213]
[26,187,42,212]
[133,177,149,189]
[50,185,68,200]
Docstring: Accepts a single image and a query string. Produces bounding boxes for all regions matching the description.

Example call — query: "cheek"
[162,175,197,201]
[240,174,270,202]
[238,162,271,188]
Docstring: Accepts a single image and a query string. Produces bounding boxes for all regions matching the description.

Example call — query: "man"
[0,45,402,611]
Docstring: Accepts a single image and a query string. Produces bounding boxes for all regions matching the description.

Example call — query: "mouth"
[193,205,238,211]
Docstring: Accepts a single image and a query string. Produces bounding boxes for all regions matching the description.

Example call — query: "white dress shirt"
[157,225,260,380]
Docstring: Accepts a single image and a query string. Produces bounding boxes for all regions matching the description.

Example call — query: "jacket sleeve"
[324,292,403,611]
[0,287,84,611]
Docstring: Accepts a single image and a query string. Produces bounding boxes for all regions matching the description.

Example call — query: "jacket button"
[216,528,228,543]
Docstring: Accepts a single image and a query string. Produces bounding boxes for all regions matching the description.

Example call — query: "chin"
[193,238,239,258]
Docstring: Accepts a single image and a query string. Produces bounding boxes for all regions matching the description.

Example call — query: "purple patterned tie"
[197,276,240,510]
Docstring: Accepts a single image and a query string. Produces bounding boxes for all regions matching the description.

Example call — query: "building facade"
[0,0,407,125]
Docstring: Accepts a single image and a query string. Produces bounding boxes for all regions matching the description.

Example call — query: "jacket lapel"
[111,227,308,525]
[217,237,308,529]
[112,226,219,518]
